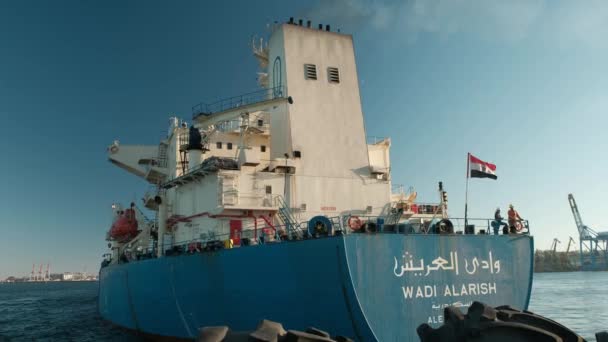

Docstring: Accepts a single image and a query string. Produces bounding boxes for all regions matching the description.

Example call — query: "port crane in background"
[550,239,561,255]
[568,194,608,270]
[566,237,577,253]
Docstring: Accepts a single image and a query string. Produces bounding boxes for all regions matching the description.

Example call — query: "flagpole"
[465,152,470,230]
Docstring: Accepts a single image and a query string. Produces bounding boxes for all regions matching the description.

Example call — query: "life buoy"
[348,216,363,231]
[109,145,118,153]
[515,221,524,232]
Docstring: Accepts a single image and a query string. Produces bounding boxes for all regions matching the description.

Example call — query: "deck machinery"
[568,194,608,270]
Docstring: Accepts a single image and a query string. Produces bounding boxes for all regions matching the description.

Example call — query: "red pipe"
[168,211,251,226]
[254,216,257,239]
[259,215,277,234]
[168,210,277,241]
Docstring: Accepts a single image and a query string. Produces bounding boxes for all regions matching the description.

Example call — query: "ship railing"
[115,217,531,263]
[366,136,388,145]
[336,215,530,236]
[448,217,531,235]
[215,119,241,133]
[162,156,239,188]
[296,216,344,236]
[192,86,286,118]
[160,228,285,256]
[408,203,444,215]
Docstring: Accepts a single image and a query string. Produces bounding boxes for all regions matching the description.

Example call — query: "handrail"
[448,217,531,235]
[192,86,286,118]
[366,136,388,145]
[112,215,531,264]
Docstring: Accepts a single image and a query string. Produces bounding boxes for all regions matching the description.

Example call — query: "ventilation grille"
[328,67,340,83]
[304,64,317,80]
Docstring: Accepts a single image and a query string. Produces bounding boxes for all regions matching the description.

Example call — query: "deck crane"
[568,194,608,270]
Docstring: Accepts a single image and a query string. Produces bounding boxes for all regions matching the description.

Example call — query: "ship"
[98,19,534,341]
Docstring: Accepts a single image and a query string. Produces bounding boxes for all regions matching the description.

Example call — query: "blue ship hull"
[99,234,534,341]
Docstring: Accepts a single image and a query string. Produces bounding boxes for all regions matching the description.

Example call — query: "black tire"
[438,219,454,234]
[363,222,377,233]
[417,301,585,342]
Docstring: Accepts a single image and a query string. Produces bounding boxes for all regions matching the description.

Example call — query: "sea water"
[0,272,606,341]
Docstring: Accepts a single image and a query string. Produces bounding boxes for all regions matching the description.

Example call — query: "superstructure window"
[257,119,264,127]
[304,64,317,80]
[227,142,233,150]
[265,185,272,194]
[261,145,266,152]
[328,67,340,83]
[216,142,222,149]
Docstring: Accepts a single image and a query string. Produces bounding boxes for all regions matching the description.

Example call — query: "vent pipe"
[318,24,323,30]
[326,25,330,31]
[298,19,303,26]
[289,17,294,24]
[307,20,311,28]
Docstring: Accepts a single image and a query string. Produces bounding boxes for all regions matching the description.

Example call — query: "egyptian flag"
[468,153,497,180]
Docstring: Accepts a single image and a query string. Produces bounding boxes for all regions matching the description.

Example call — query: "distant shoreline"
[1,279,98,284]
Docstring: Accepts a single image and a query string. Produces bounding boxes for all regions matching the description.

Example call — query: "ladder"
[384,205,404,226]
[133,204,154,228]
[275,195,303,238]
[157,142,168,168]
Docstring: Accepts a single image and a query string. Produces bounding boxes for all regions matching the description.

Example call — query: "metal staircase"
[157,142,168,168]
[275,195,303,238]
[133,204,155,228]
[384,207,404,226]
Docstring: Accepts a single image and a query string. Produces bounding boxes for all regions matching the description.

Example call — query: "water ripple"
[529,272,608,341]
[0,282,143,341]
[0,273,606,341]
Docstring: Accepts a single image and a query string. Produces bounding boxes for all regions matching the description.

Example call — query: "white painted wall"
[281,24,370,179]
[270,24,392,219]
[267,27,292,160]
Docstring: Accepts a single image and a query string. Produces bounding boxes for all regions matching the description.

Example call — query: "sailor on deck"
[492,208,508,235]
[508,204,524,233]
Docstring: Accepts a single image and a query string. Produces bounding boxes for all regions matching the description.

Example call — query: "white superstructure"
[106,21,443,260]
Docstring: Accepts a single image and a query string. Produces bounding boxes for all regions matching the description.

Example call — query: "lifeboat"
[109,207,139,242]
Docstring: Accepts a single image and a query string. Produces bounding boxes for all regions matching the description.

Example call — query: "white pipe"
[189,150,202,171]
[157,197,167,257]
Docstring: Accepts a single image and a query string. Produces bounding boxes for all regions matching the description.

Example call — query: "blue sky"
[1,0,607,278]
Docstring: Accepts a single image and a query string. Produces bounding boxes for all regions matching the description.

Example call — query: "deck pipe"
[157,195,167,257]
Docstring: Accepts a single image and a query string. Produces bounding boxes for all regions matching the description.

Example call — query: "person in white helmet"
[508,204,524,233]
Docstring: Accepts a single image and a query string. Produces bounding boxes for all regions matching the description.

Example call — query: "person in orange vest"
[507,204,524,233]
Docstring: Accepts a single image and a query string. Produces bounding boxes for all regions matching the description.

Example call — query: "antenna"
[30,264,35,282]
